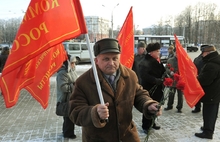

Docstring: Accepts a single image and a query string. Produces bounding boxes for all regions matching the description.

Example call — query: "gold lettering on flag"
[13,22,49,52]
[37,48,60,90]
[22,0,60,23]
[0,0,88,108]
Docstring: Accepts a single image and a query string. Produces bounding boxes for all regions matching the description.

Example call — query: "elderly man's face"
[95,53,120,75]
[202,51,209,57]
[150,49,161,59]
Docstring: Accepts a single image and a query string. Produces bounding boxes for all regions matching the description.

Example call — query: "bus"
[134,35,185,63]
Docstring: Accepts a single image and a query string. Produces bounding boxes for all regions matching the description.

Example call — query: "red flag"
[25,44,67,108]
[174,34,204,108]
[0,0,87,108]
[117,7,134,68]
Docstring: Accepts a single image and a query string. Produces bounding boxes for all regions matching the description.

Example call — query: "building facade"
[85,16,110,42]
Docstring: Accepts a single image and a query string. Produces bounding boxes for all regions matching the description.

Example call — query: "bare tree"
[0,19,5,43]
[0,18,21,46]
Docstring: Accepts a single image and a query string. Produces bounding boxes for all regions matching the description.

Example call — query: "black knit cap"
[93,38,121,56]
[146,42,161,53]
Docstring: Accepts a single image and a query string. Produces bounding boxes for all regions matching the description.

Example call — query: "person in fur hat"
[139,42,166,134]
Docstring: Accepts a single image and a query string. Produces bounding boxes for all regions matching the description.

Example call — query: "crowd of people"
[53,38,220,141]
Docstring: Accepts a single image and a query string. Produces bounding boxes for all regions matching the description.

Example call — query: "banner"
[174,34,204,108]
[117,7,134,68]
[0,0,87,108]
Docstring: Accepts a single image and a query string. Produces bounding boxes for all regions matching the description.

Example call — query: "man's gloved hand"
[155,78,163,85]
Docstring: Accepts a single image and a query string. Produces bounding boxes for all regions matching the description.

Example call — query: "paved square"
[0,69,220,142]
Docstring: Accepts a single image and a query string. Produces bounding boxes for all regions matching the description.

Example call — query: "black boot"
[164,106,173,111]
[152,123,160,130]
[195,132,213,139]
[177,109,182,113]
[192,108,201,113]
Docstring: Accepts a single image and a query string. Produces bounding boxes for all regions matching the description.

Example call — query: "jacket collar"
[89,64,129,83]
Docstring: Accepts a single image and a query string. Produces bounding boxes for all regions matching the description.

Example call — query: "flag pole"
[85,34,105,105]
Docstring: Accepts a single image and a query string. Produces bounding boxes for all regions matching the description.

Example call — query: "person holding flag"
[68,38,162,142]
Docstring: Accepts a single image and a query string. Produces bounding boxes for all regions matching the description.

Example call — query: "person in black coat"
[132,41,146,84]
[195,45,220,139]
[0,46,10,72]
[139,42,166,133]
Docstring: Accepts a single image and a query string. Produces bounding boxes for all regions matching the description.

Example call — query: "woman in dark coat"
[139,42,166,133]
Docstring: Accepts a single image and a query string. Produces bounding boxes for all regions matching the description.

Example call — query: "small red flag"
[0,0,87,108]
[117,7,134,69]
[174,34,204,108]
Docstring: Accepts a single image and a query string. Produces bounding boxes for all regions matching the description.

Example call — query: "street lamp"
[102,3,119,38]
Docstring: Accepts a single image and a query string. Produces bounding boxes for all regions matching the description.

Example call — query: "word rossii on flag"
[0,0,87,108]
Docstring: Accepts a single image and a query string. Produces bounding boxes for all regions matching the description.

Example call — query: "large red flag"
[24,44,67,109]
[174,34,204,108]
[0,0,87,108]
[117,7,134,68]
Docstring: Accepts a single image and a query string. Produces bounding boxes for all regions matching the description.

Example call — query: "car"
[63,42,94,64]
[187,44,199,52]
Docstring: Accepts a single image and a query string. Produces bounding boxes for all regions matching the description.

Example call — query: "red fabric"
[25,44,67,109]
[174,34,204,108]
[117,7,134,69]
[0,0,87,108]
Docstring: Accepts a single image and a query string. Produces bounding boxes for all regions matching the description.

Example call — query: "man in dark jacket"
[132,41,146,83]
[195,45,220,139]
[139,42,166,133]
[69,38,162,142]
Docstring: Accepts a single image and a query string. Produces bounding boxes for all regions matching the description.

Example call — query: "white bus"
[134,35,185,63]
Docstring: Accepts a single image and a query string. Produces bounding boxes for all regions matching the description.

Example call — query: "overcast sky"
[0,0,219,29]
